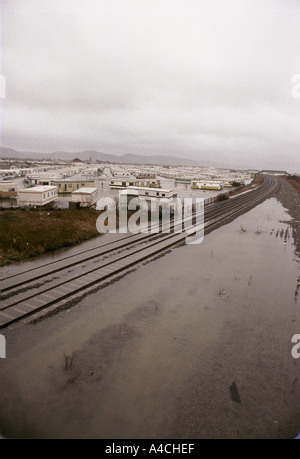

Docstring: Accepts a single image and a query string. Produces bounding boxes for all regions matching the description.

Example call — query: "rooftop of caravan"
[72,187,98,194]
[18,185,57,193]
[124,186,174,193]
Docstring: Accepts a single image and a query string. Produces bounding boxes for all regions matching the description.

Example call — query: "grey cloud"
[1,0,300,171]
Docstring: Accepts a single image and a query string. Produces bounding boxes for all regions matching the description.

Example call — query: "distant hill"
[1,146,299,172]
[0,146,201,167]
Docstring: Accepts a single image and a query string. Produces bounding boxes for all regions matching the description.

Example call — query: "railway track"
[0,175,278,329]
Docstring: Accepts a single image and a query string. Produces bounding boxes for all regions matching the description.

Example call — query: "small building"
[135,173,156,180]
[109,179,139,189]
[0,181,18,198]
[175,177,193,185]
[18,185,58,207]
[121,186,175,202]
[27,176,58,186]
[109,178,160,189]
[71,187,98,207]
[0,170,17,180]
[120,187,177,213]
[191,180,224,190]
[51,179,95,194]
[112,170,131,178]
[137,179,161,188]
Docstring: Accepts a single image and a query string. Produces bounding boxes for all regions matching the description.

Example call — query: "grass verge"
[0,207,102,266]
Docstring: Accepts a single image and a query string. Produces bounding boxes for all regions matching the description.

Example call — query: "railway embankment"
[275,176,300,257]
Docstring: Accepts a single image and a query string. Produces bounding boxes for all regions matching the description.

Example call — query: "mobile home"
[191,180,224,190]
[18,185,58,206]
[71,187,98,207]
[51,180,95,194]
[122,186,175,201]
[109,178,160,189]
[109,179,139,189]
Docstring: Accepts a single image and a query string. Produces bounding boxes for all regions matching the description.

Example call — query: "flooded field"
[0,196,299,439]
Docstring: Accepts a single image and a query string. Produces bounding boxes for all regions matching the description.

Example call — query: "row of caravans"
[191,179,246,190]
[175,178,246,190]
[1,183,98,208]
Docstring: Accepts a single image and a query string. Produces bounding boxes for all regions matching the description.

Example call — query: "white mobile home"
[191,180,224,190]
[109,179,139,189]
[112,171,131,178]
[1,170,17,180]
[121,186,175,201]
[175,177,193,184]
[109,178,161,189]
[51,179,96,194]
[27,176,59,187]
[71,187,98,207]
[18,185,58,206]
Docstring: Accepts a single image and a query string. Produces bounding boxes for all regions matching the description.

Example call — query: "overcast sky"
[1,0,300,171]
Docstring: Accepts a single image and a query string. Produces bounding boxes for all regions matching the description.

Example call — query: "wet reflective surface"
[0,197,299,439]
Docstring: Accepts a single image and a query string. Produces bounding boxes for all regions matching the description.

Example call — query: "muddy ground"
[275,176,300,257]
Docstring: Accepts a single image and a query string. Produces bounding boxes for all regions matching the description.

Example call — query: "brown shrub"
[0,208,101,266]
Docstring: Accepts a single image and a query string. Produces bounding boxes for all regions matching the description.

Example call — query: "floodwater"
[0,197,300,439]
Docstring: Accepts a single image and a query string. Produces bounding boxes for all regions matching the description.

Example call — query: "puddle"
[0,197,299,439]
